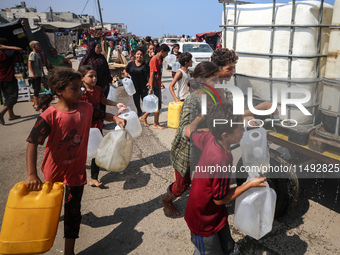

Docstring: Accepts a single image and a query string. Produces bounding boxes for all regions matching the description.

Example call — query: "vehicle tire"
[235,150,299,218]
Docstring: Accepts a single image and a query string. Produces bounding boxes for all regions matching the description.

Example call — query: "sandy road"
[0,63,339,254]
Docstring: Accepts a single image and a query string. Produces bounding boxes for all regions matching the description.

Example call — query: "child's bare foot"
[153,124,166,129]
[161,194,180,217]
[139,117,149,127]
[89,179,104,187]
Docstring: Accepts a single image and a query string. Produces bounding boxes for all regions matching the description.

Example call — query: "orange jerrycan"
[167,101,183,129]
[0,181,64,255]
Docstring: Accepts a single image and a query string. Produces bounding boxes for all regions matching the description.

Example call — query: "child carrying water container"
[162,62,220,216]
[169,52,192,102]
[25,69,126,255]
[184,103,266,255]
[79,65,126,187]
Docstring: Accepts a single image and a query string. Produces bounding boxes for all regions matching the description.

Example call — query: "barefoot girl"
[79,65,126,187]
[162,62,220,216]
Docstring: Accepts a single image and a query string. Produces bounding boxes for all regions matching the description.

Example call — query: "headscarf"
[79,42,111,93]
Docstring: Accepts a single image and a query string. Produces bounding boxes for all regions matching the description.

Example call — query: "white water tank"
[222,1,333,125]
[320,0,340,135]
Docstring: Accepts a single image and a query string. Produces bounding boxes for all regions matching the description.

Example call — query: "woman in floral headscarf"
[79,42,112,111]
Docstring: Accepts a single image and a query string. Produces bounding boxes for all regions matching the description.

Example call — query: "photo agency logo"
[198,79,312,128]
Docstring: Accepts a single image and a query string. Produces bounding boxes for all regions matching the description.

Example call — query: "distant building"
[103,23,127,34]
[0,1,99,29]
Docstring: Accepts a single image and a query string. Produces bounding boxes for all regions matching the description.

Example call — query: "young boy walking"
[140,44,170,129]
[185,103,266,255]
[169,52,192,102]
[28,41,45,110]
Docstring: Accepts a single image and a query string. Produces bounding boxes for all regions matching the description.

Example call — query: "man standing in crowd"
[0,38,23,125]
[129,35,138,58]
[142,36,152,54]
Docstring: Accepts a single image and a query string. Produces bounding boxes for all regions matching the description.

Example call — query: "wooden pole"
[97,0,104,29]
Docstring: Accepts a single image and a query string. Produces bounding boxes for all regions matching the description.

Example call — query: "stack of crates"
[14,63,30,102]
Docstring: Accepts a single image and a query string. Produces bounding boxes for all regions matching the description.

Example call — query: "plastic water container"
[18,78,26,88]
[0,182,64,254]
[107,85,117,102]
[87,128,103,160]
[240,127,269,175]
[172,62,181,72]
[166,54,176,64]
[167,101,183,129]
[115,110,142,138]
[96,128,133,172]
[122,77,136,96]
[143,94,159,113]
[234,180,277,240]
[162,88,173,105]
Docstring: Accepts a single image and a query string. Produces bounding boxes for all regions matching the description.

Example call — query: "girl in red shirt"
[26,69,126,255]
[79,65,126,187]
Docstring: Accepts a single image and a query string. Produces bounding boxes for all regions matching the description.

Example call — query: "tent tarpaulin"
[196,31,221,50]
[37,22,91,30]
[0,19,34,49]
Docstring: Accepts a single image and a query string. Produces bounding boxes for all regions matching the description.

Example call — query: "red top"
[148,55,163,88]
[81,86,105,130]
[184,131,233,237]
[0,50,17,81]
[27,102,93,186]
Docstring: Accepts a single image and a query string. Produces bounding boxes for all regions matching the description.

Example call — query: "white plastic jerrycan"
[240,127,269,174]
[234,177,277,240]
[115,108,142,138]
[87,128,102,160]
[162,88,173,106]
[166,54,176,64]
[107,85,117,102]
[172,62,181,72]
[95,126,133,172]
[143,94,159,113]
[122,77,136,96]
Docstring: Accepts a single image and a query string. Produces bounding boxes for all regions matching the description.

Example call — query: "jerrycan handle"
[41,181,53,194]
[146,85,154,95]
[119,123,125,130]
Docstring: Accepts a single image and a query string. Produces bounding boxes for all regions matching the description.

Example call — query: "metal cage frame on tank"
[220,0,336,144]
[219,0,340,218]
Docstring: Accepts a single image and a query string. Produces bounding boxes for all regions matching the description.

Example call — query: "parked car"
[160,38,180,48]
[164,42,213,72]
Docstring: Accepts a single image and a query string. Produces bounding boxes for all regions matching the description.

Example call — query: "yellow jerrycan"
[167,101,184,129]
[0,181,64,255]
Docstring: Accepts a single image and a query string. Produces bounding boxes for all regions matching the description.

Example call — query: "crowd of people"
[0,33,275,255]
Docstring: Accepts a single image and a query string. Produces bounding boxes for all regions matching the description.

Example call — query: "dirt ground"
[0,61,339,255]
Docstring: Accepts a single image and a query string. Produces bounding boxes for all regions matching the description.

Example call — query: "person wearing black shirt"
[124,49,150,118]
